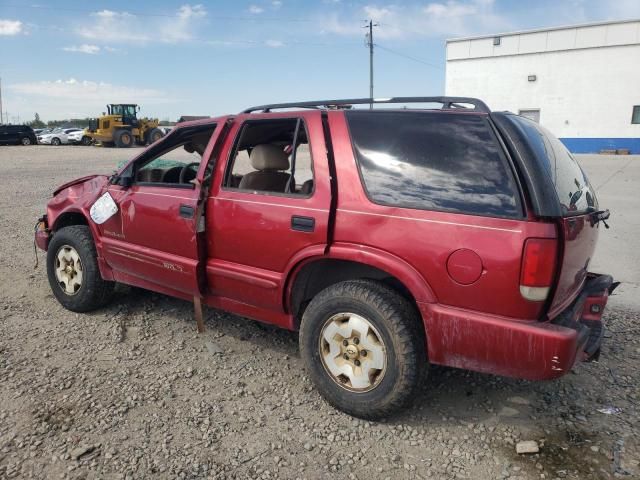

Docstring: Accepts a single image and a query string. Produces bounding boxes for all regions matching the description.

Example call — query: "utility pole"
[0,77,3,125]
[364,20,379,109]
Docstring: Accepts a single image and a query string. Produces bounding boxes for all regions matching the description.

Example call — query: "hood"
[53,175,102,196]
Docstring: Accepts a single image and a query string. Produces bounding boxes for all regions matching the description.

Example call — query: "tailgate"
[492,113,607,318]
[548,214,599,317]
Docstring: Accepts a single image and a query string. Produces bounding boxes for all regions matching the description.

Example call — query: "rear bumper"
[551,273,616,361]
[420,273,616,380]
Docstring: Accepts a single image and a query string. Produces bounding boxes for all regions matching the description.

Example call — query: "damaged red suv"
[35,97,616,418]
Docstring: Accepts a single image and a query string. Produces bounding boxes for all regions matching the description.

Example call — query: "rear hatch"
[492,114,604,318]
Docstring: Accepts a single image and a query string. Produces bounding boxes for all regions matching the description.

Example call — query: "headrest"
[250,144,289,171]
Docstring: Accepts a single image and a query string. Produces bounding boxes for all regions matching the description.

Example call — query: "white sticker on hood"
[90,192,118,224]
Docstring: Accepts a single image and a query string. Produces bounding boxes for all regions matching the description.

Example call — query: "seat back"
[238,144,291,192]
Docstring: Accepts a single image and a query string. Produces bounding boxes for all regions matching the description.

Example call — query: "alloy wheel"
[54,245,83,295]
[319,312,387,392]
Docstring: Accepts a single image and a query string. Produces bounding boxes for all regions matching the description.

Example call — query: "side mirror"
[137,106,141,112]
[118,175,134,188]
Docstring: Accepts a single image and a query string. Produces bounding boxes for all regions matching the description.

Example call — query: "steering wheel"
[179,162,200,184]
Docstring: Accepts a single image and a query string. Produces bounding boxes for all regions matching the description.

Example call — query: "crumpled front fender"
[47,175,109,230]
[44,175,115,281]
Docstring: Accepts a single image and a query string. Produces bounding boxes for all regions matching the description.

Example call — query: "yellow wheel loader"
[82,104,165,148]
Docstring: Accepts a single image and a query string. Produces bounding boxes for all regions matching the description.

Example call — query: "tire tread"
[300,279,426,419]
[47,225,114,312]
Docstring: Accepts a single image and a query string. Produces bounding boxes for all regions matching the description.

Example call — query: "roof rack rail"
[242,96,490,114]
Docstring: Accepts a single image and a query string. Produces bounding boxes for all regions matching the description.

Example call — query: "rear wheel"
[299,280,426,419]
[81,136,93,146]
[46,226,114,312]
[21,137,32,146]
[147,128,163,145]
[114,130,134,148]
[51,137,61,146]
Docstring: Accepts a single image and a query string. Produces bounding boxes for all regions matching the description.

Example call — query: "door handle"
[179,204,195,219]
[291,215,315,232]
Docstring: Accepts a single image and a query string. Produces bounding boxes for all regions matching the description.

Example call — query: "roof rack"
[242,96,490,114]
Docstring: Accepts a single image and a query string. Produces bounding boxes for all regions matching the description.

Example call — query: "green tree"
[30,113,46,128]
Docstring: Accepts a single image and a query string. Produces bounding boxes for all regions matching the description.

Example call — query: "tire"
[81,136,93,146]
[147,128,163,145]
[51,137,61,146]
[46,226,115,312]
[21,137,32,146]
[114,130,133,148]
[299,279,426,419]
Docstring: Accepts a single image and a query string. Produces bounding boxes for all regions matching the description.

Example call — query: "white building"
[445,19,640,153]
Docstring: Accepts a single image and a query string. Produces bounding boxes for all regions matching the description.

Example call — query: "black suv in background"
[0,125,38,145]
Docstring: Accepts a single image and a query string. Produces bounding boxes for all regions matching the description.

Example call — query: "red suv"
[35,97,615,418]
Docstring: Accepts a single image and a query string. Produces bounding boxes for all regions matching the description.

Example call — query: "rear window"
[346,111,521,218]
[507,115,597,216]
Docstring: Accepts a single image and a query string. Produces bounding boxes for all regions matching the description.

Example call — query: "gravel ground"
[0,145,638,480]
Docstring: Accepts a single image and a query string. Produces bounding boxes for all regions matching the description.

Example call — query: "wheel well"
[53,212,88,231]
[290,259,419,329]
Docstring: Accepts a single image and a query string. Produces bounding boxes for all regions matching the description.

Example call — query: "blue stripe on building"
[560,138,640,154]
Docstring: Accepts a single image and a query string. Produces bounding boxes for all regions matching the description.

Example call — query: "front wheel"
[21,137,32,146]
[299,280,426,419]
[46,226,114,312]
[81,136,93,146]
[114,130,133,148]
[51,137,61,146]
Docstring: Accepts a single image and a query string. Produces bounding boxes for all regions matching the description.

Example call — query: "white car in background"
[67,129,90,145]
[38,128,82,146]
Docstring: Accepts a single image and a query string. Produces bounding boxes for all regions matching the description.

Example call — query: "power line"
[375,44,444,70]
[0,2,315,22]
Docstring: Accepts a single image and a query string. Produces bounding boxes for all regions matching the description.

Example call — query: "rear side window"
[507,115,597,216]
[346,111,521,218]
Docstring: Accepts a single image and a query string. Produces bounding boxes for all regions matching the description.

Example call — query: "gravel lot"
[1,145,638,480]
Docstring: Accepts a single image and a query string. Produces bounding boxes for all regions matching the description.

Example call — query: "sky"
[1,0,639,123]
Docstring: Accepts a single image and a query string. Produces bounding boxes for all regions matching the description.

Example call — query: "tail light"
[520,238,557,301]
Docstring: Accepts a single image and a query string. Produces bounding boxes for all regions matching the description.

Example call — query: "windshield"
[507,115,597,216]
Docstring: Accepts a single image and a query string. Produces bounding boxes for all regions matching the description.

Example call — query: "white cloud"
[271,0,283,8]
[265,39,285,47]
[0,19,23,36]
[63,44,101,54]
[10,78,167,102]
[77,4,207,44]
[249,5,264,14]
[8,78,173,119]
[322,0,513,39]
[600,0,640,19]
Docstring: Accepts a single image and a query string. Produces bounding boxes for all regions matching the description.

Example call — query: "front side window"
[632,105,640,124]
[129,124,216,186]
[346,111,521,218]
[224,118,313,196]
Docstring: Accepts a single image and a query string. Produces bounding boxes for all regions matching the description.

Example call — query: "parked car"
[0,124,38,145]
[34,97,616,419]
[67,129,92,145]
[36,128,53,137]
[38,128,82,145]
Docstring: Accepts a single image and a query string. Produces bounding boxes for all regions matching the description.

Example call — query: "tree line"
[25,113,176,128]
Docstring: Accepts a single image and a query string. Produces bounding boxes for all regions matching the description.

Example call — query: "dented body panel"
[36,107,614,383]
